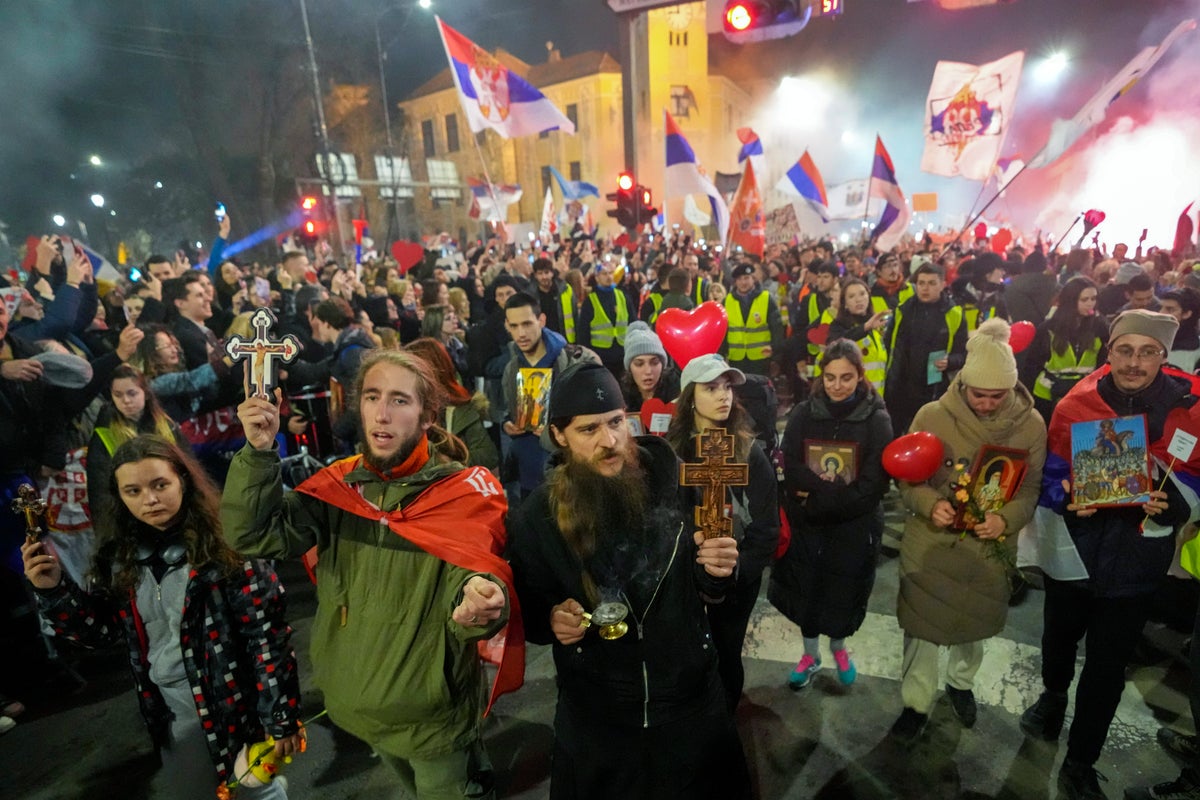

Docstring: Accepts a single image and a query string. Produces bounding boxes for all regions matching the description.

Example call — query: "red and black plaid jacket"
[36,559,301,783]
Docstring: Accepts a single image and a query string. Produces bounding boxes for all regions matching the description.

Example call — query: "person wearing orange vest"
[723,263,783,377]
[224,350,518,800]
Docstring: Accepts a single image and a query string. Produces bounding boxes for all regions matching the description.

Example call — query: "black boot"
[1020,690,1067,740]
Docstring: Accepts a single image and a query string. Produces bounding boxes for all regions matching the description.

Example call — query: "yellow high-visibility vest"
[560,285,576,343]
[888,303,964,371]
[725,291,772,361]
[588,290,629,348]
[1034,333,1101,401]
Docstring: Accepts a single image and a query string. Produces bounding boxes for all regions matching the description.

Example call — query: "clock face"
[665,5,693,31]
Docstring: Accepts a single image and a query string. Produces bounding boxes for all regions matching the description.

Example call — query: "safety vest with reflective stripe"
[871,284,913,314]
[646,291,664,324]
[726,291,773,361]
[693,277,709,306]
[888,303,964,370]
[806,292,830,356]
[812,315,889,398]
[962,304,996,336]
[588,290,628,348]
[560,285,576,343]
[1033,333,1101,401]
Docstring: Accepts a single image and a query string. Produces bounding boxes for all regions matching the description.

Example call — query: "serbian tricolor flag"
[1025,366,1200,579]
[436,17,575,139]
[728,160,765,257]
[868,136,912,252]
[665,110,729,242]
[776,150,830,222]
[736,127,767,185]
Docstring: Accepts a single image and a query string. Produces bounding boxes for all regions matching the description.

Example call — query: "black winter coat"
[769,387,893,638]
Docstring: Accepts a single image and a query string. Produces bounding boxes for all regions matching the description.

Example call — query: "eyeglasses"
[1111,345,1164,362]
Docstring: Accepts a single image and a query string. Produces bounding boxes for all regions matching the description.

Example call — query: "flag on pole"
[994,155,1025,192]
[1174,202,1196,259]
[921,51,1025,181]
[547,165,598,200]
[728,160,765,257]
[1030,19,1196,168]
[736,127,767,184]
[436,17,576,139]
[61,235,120,281]
[665,110,729,242]
[869,136,912,252]
[539,187,557,240]
[467,178,522,222]
[776,150,830,222]
[825,179,875,220]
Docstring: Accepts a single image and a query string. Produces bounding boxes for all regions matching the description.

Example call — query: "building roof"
[405,49,620,102]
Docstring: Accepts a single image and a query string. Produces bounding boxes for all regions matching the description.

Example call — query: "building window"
[566,103,578,131]
[569,161,581,182]
[541,166,552,196]
[421,119,436,157]
[314,153,362,198]
[374,155,414,199]
[427,159,461,207]
[445,114,460,153]
[670,85,697,119]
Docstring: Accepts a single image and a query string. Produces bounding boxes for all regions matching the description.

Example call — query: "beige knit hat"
[1109,309,1178,352]
[958,318,1017,390]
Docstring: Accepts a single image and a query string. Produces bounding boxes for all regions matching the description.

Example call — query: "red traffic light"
[301,196,318,211]
[303,220,317,235]
[617,172,634,192]
[726,2,754,30]
[641,187,652,206]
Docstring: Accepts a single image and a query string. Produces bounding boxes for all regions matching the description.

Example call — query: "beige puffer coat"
[897,377,1046,645]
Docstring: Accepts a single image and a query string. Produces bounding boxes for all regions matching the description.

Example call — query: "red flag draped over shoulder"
[296,456,523,714]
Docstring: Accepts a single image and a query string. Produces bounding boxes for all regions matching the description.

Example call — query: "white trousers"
[899,635,985,714]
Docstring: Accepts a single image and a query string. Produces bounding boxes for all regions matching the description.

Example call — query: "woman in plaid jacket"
[22,436,301,799]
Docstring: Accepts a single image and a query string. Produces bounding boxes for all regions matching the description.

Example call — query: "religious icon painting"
[805,440,859,485]
[625,414,646,437]
[952,444,1030,529]
[515,368,552,431]
[1069,415,1152,508]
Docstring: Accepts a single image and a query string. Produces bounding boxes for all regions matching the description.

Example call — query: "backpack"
[734,373,778,451]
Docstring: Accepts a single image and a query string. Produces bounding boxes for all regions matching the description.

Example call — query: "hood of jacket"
[937,373,1036,442]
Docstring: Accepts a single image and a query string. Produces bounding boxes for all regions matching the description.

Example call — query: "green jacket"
[220,444,508,759]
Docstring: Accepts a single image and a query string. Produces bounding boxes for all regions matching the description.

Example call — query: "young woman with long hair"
[1019,276,1108,424]
[826,279,890,395]
[665,354,780,712]
[134,324,235,421]
[23,436,301,799]
[86,364,190,515]
[420,305,469,381]
[404,337,498,470]
[769,338,893,690]
[618,321,680,414]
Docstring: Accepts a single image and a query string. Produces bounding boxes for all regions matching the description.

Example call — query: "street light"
[90,193,105,208]
[418,0,432,8]
[154,181,163,189]
[89,155,103,166]
[52,214,66,227]
[1035,51,1070,83]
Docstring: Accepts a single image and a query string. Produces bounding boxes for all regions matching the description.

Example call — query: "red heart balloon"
[807,323,830,346]
[882,431,944,483]
[1009,320,1036,354]
[974,222,989,240]
[990,228,1014,255]
[390,240,426,273]
[656,301,729,369]
[640,398,676,436]
[1083,208,1106,230]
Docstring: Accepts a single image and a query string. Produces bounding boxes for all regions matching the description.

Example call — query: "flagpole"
[1052,214,1084,254]
[470,134,506,237]
[952,155,1035,245]
[861,134,877,247]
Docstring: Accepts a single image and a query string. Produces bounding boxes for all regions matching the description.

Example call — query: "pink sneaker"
[788,654,821,690]
[833,649,857,686]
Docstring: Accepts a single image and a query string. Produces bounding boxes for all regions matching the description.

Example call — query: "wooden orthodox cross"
[225,308,301,400]
[679,428,749,540]
[12,484,47,543]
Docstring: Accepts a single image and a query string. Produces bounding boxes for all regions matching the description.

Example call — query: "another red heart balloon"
[1009,320,1036,354]
[656,301,728,370]
[640,398,676,436]
[882,431,944,483]
[390,240,426,273]
[990,228,1014,255]
[1083,208,1106,231]
[974,222,989,241]
[807,323,830,346]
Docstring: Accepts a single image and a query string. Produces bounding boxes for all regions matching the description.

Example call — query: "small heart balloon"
[974,222,989,240]
[807,323,830,346]
[1009,320,1036,353]
[640,398,676,436]
[881,431,944,483]
[990,228,1014,255]
[390,240,426,273]
[1082,209,1106,232]
[656,301,729,370]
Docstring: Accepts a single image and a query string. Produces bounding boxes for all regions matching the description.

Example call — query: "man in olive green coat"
[223,350,517,799]
[891,318,1046,742]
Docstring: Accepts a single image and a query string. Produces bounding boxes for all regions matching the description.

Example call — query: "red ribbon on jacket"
[296,456,523,714]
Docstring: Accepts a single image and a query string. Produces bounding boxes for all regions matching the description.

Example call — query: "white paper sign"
[1168,428,1197,462]
[649,413,672,435]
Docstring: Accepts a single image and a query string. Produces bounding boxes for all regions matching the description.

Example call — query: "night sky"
[2,0,1197,256]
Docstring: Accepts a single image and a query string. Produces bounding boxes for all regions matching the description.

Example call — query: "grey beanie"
[623,321,668,371]
[1114,261,1143,285]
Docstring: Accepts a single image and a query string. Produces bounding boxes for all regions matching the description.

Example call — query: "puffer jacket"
[897,377,1046,645]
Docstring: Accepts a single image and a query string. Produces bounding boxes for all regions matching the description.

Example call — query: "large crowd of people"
[4,213,1200,800]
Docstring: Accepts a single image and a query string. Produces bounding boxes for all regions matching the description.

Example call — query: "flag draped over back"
[869,137,912,252]
[1030,19,1196,168]
[776,150,830,222]
[728,160,765,256]
[664,110,729,242]
[436,17,575,139]
[920,51,1025,181]
[547,165,598,200]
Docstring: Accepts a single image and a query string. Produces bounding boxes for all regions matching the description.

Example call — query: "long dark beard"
[547,440,647,605]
